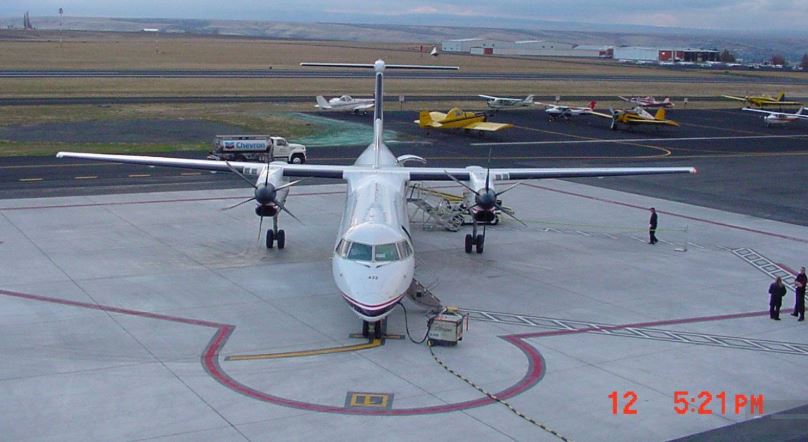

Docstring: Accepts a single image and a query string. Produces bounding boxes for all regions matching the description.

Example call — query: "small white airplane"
[618,96,674,108]
[535,100,597,120]
[430,46,439,57]
[478,94,534,110]
[742,106,808,127]
[315,95,375,114]
[56,60,695,336]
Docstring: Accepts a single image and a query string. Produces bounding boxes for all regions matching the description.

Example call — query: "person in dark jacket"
[769,276,787,320]
[791,267,807,321]
[648,207,658,244]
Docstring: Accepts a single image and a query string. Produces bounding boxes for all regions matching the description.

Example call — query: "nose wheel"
[464,220,485,254]
[265,215,286,249]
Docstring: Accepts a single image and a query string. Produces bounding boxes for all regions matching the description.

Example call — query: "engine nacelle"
[255,205,279,217]
[473,209,496,223]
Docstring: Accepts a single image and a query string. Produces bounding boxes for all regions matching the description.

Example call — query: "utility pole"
[58,8,63,48]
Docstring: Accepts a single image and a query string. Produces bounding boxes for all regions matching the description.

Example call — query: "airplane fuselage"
[331,144,415,322]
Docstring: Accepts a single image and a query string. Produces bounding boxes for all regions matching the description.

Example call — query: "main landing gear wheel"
[465,234,473,253]
[276,230,286,249]
[475,234,485,254]
[266,229,275,249]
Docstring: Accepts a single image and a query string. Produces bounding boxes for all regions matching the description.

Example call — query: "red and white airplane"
[742,106,808,127]
[618,96,674,108]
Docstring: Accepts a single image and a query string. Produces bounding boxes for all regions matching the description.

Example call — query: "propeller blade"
[443,170,478,195]
[498,182,520,195]
[257,215,264,242]
[275,179,303,191]
[485,147,493,190]
[221,196,256,211]
[224,161,258,189]
[497,205,527,227]
[279,204,303,224]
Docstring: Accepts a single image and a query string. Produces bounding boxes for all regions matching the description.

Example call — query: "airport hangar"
[2,104,808,441]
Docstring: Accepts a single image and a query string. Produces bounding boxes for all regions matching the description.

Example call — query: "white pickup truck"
[207,135,307,164]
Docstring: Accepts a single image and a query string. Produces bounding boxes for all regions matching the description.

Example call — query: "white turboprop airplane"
[478,94,534,110]
[315,95,375,114]
[535,100,597,120]
[56,60,696,334]
[742,106,808,127]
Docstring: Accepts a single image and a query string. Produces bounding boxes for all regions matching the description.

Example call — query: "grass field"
[0,31,806,157]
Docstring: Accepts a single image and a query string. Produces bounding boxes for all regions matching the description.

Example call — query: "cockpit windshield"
[346,242,372,261]
[336,239,412,262]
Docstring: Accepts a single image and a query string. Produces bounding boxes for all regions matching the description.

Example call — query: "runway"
[2,69,808,85]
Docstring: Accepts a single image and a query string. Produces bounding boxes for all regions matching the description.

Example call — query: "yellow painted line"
[128,174,151,178]
[225,338,382,361]
[180,172,202,176]
[74,175,98,180]
[18,177,43,182]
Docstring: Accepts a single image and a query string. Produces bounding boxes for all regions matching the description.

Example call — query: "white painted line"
[73,176,98,180]
[18,177,43,182]
[128,174,151,178]
[472,134,808,146]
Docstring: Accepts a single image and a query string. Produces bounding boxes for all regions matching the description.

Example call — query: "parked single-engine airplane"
[478,94,534,110]
[722,92,802,108]
[315,95,375,114]
[742,106,808,127]
[618,96,674,108]
[534,100,597,121]
[416,107,513,133]
[56,60,695,334]
[592,106,680,130]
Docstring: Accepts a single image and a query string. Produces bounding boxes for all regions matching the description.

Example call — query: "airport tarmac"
[2,177,808,441]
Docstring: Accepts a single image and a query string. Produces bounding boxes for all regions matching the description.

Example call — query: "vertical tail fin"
[418,111,434,128]
[315,96,331,109]
[777,91,786,101]
[372,64,384,168]
[797,106,805,115]
[524,95,534,104]
[588,100,596,110]
[655,108,666,120]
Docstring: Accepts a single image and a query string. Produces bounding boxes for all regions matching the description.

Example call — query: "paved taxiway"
[5,109,808,226]
[2,177,808,441]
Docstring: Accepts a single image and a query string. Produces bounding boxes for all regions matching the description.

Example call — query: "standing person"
[769,277,787,320]
[792,267,807,321]
[648,207,658,244]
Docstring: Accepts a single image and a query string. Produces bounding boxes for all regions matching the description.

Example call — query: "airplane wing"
[722,95,747,102]
[354,103,375,111]
[617,96,631,102]
[56,152,695,183]
[631,119,680,127]
[478,95,498,100]
[741,107,776,115]
[56,152,349,179]
[406,166,696,182]
[589,111,614,119]
[462,122,514,131]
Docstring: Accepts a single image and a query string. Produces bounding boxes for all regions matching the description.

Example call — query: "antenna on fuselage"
[300,60,459,168]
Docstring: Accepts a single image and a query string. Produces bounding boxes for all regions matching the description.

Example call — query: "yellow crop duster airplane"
[416,108,513,133]
[591,106,680,130]
[722,92,802,108]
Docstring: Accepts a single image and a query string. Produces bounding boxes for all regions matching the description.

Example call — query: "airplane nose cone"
[255,184,276,205]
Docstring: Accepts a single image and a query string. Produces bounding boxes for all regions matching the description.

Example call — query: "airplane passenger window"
[347,242,372,261]
[374,243,400,261]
